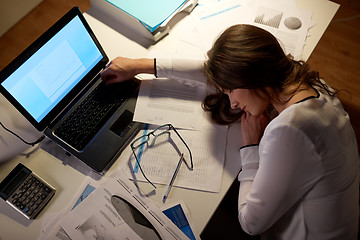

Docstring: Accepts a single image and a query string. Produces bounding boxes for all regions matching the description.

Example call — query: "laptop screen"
[1,16,102,123]
[0,7,108,131]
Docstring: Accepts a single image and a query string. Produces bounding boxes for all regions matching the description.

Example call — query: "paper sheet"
[123,124,227,193]
[134,78,212,130]
[251,0,312,60]
[179,0,253,53]
[39,176,201,240]
[176,0,312,60]
[59,171,189,240]
[38,177,100,240]
[162,201,201,240]
[243,0,297,14]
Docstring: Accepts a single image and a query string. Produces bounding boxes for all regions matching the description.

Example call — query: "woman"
[101,25,359,239]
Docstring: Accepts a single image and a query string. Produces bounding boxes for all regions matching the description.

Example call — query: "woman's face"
[223,88,270,117]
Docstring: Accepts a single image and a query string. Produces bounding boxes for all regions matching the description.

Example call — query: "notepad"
[105,0,188,32]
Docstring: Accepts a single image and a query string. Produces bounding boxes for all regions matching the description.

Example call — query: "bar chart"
[254,7,283,29]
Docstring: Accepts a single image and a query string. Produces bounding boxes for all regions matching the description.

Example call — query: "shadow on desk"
[0,200,32,227]
[200,180,260,240]
[40,139,103,181]
[87,7,191,49]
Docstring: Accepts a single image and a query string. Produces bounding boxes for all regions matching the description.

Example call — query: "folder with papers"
[106,0,187,32]
[90,0,198,41]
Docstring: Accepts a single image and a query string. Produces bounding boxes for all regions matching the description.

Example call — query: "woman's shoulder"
[266,91,350,141]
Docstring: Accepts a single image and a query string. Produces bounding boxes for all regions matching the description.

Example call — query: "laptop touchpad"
[110,110,134,137]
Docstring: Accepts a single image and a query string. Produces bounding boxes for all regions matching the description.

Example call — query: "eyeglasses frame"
[130,124,193,188]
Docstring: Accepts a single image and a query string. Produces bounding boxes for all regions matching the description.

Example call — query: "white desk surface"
[0,1,338,239]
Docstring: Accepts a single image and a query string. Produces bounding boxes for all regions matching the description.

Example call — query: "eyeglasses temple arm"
[171,126,193,170]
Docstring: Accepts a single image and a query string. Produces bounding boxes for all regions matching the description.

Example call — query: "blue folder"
[105,0,188,32]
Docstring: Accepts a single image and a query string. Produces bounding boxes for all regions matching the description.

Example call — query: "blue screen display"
[1,16,103,122]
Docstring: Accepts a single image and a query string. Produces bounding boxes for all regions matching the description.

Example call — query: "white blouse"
[238,91,359,239]
[155,58,360,239]
[156,58,207,87]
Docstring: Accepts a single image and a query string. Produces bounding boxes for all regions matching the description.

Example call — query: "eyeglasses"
[130,124,193,188]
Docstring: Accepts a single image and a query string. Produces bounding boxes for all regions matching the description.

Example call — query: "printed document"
[251,0,312,60]
[162,201,201,240]
[134,78,212,130]
[122,124,227,193]
[132,69,226,193]
[177,0,312,60]
[59,172,189,240]
[178,0,253,54]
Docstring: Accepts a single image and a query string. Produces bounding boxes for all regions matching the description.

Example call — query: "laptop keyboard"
[54,80,138,151]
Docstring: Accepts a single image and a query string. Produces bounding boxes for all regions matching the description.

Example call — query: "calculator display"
[1,170,28,197]
[0,164,30,199]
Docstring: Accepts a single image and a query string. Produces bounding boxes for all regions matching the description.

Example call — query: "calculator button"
[23,206,30,213]
[24,191,31,197]
[43,186,52,194]
[33,203,39,210]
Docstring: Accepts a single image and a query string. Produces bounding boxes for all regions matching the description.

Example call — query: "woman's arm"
[238,124,323,235]
[100,57,207,87]
[100,57,154,85]
[157,58,207,87]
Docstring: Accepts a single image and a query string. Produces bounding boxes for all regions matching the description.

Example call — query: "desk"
[0,1,339,239]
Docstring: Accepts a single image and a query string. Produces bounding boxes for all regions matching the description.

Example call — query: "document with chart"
[251,0,313,60]
[175,0,312,61]
[59,172,189,240]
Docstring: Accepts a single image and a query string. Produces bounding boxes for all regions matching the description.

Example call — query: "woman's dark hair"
[202,24,335,124]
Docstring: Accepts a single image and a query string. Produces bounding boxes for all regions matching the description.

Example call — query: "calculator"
[0,163,55,219]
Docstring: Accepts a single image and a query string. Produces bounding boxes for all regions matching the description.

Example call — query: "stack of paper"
[176,0,314,60]
[38,172,200,240]
[131,75,227,194]
[105,0,189,32]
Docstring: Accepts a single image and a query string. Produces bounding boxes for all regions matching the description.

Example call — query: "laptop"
[0,7,140,173]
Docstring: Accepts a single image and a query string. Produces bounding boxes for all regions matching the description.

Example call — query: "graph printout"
[252,1,312,60]
[59,172,189,240]
[254,7,283,29]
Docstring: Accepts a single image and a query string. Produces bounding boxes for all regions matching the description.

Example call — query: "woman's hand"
[241,111,269,146]
[100,57,154,85]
